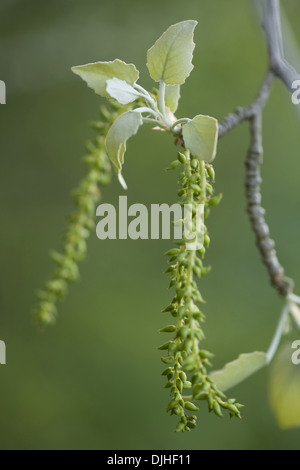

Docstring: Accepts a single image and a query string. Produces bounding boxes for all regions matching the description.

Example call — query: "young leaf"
[269,343,300,429]
[106,111,143,189]
[165,85,181,113]
[182,114,219,162]
[146,20,197,85]
[71,60,139,98]
[106,78,140,105]
[211,351,267,392]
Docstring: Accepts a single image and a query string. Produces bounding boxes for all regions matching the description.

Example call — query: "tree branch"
[219,1,300,137]
[245,113,293,296]
[217,2,300,298]
[262,0,300,92]
[218,71,274,138]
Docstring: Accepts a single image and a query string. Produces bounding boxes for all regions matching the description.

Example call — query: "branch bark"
[245,113,293,296]
[262,0,300,92]
[217,1,299,297]
[218,71,274,138]
[219,0,300,138]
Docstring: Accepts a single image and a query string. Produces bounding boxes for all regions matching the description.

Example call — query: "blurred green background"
[1,0,300,450]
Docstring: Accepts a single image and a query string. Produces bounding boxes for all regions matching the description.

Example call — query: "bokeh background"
[1,0,300,450]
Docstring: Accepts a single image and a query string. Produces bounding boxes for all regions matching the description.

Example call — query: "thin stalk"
[170,118,191,133]
[158,80,170,127]
[266,301,290,364]
[133,107,159,118]
[133,83,158,110]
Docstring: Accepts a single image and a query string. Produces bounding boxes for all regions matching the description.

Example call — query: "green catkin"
[160,154,243,432]
[34,102,129,326]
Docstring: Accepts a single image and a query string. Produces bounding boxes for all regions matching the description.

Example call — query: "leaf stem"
[170,118,191,133]
[133,106,159,118]
[158,80,171,127]
[133,83,158,110]
[288,293,300,304]
[266,301,290,364]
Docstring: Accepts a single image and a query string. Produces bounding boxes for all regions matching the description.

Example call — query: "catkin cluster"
[159,150,243,432]
[34,103,128,326]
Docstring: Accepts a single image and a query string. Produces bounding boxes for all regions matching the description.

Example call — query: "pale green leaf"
[146,20,197,85]
[71,59,139,97]
[211,351,267,392]
[182,114,219,162]
[165,85,181,113]
[269,343,300,429]
[106,78,140,105]
[106,111,143,189]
